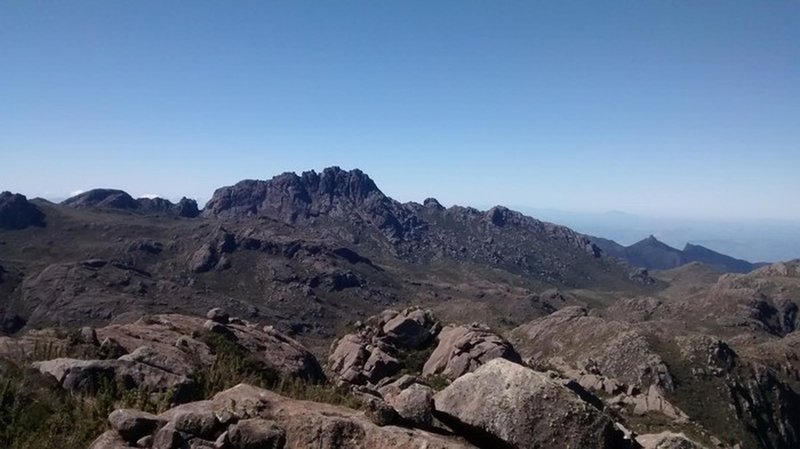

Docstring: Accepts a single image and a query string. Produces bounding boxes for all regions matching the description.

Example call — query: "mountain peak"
[0,191,45,229]
[203,167,391,222]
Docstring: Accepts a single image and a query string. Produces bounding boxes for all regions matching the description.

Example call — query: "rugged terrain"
[1,167,799,449]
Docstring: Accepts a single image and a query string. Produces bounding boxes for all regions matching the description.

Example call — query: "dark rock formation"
[592,235,758,273]
[138,196,200,218]
[0,191,45,229]
[62,189,139,210]
[61,189,199,217]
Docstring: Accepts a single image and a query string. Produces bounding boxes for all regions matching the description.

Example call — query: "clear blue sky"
[2,1,798,220]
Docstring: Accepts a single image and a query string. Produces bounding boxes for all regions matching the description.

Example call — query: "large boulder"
[384,383,434,427]
[422,323,522,380]
[32,357,195,398]
[227,418,286,449]
[90,384,476,449]
[382,308,439,349]
[98,313,325,382]
[108,409,165,442]
[0,191,45,229]
[327,333,399,385]
[433,359,625,449]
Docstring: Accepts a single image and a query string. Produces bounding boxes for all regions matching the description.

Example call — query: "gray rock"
[433,359,625,449]
[327,333,400,385]
[227,418,286,449]
[365,397,398,427]
[189,244,218,273]
[88,430,133,449]
[382,308,438,349]
[386,383,433,427]
[152,422,184,449]
[33,358,195,397]
[172,409,219,438]
[108,408,164,442]
[422,323,522,380]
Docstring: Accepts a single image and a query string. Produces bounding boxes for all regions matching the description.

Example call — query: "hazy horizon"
[3,2,799,221]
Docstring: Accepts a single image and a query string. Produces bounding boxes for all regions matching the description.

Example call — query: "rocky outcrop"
[27,310,324,400]
[33,357,196,399]
[511,306,675,391]
[95,312,324,382]
[433,359,626,448]
[137,197,200,218]
[0,191,45,229]
[327,308,440,386]
[90,384,476,449]
[63,189,140,210]
[422,323,522,380]
[61,189,200,217]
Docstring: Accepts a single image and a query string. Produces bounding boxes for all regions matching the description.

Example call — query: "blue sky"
[1,1,798,220]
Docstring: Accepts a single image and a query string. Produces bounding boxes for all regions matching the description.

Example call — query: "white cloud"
[138,193,161,199]
[69,189,85,197]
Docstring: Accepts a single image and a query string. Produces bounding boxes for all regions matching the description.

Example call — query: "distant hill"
[590,234,761,273]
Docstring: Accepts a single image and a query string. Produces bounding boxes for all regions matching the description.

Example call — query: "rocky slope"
[0,191,45,230]
[0,167,651,351]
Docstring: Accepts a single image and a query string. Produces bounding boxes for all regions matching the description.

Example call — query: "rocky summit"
[0,167,798,449]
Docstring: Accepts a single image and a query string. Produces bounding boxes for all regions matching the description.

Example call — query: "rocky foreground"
[1,306,715,449]
[1,169,799,449]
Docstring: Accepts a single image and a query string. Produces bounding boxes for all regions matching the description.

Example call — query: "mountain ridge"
[591,233,763,273]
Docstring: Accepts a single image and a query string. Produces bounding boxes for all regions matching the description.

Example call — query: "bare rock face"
[0,191,45,229]
[433,359,625,449]
[90,384,476,449]
[422,323,522,380]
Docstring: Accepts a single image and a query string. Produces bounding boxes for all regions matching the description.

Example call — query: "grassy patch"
[194,331,362,409]
[0,330,363,448]
[0,358,171,449]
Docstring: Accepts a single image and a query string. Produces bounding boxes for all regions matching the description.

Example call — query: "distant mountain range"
[517,207,800,263]
[590,234,765,273]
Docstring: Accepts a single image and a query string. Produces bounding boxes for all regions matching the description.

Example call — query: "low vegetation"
[0,329,361,449]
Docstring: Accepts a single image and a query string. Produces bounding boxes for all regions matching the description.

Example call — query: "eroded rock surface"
[422,323,522,380]
[433,358,626,449]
